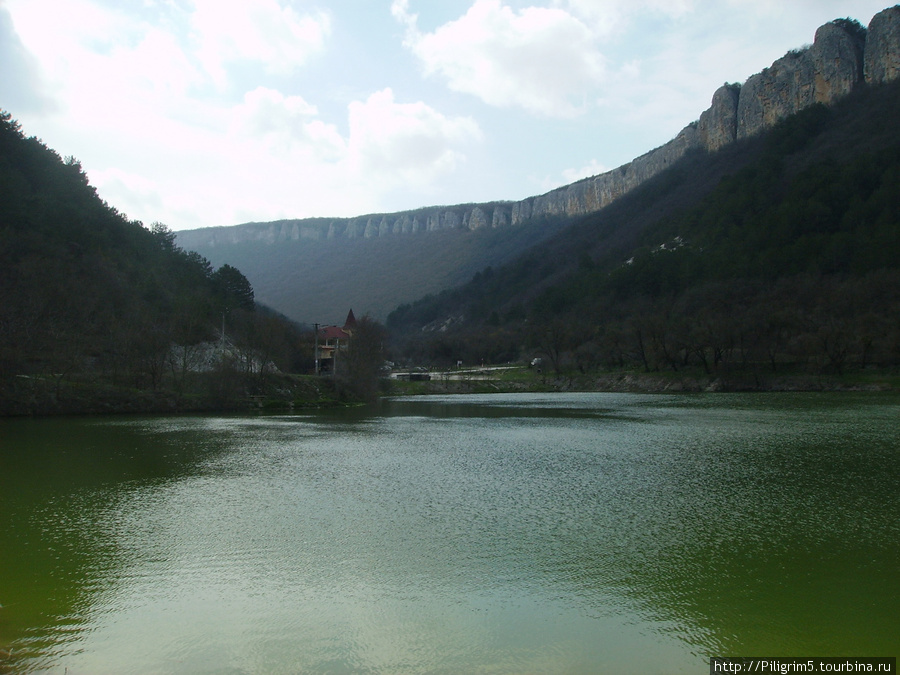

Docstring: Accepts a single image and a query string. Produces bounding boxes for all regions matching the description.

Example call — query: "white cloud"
[390,0,416,30]
[190,0,331,85]
[89,167,165,219]
[5,0,130,93]
[125,29,204,102]
[233,87,319,130]
[347,88,482,188]
[0,5,57,113]
[11,0,332,96]
[229,86,346,161]
[78,86,483,228]
[395,0,606,118]
[556,0,696,36]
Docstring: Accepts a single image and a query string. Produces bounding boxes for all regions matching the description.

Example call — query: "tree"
[213,264,255,312]
[531,317,574,378]
[150,222,178,252]
[337,316,387,402]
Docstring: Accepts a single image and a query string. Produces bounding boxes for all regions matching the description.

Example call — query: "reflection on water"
[1,393,898,674]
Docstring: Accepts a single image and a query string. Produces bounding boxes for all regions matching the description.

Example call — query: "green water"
[1,392,898,674]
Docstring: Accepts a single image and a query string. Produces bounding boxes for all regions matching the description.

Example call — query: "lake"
[1,392,898,674]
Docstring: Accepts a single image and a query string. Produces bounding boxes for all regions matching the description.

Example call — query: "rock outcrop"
[737,20,866,139]
[698,84,740,152]
[178,6,900,251]
[866,5,900,84]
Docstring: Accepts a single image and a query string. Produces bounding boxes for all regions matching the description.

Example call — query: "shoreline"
[386,368,900,397]
[3,368,898,418]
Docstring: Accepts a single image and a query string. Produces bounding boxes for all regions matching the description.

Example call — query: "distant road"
[391,365,520,381]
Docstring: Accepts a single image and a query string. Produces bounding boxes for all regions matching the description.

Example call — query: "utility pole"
[333,336,338,377]
[314,323,319,375]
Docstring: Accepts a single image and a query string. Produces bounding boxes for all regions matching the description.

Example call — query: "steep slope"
[177,6,900,326]
[178,211,574,324]
[386,79,900,375]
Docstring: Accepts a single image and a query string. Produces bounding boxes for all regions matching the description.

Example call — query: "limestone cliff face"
[698,84,740,152]
[737,21,865,140]
[866,5,900,84]
[178,7,900,251]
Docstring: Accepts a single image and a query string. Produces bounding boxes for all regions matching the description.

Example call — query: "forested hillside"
[0,112,306,415]
[387,80,900,382]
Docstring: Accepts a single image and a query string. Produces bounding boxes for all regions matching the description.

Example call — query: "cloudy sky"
[1,0,891,231]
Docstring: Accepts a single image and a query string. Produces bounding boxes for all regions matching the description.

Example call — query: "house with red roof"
[316,310,357,374]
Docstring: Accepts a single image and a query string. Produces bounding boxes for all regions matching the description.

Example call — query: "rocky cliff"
[178,6,900,251]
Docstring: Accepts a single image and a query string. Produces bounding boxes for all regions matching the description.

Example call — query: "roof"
[343,309,357,330]
[319,325,350,340]
[318,309,357,341]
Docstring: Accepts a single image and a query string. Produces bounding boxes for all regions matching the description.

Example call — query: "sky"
[1,0,892,231]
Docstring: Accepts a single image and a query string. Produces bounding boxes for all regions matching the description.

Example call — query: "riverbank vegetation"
[385,364,900,397]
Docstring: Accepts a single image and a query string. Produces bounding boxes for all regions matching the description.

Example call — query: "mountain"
[176,6,900,325]
[176,209,576,325]
[387,78,900,378]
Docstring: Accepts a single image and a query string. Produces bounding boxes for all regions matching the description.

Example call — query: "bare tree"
[337,316,387,402]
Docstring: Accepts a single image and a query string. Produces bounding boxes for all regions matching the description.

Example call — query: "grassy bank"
[0,372,348,417]
[385,366,900,397]
[6,366,897,417]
